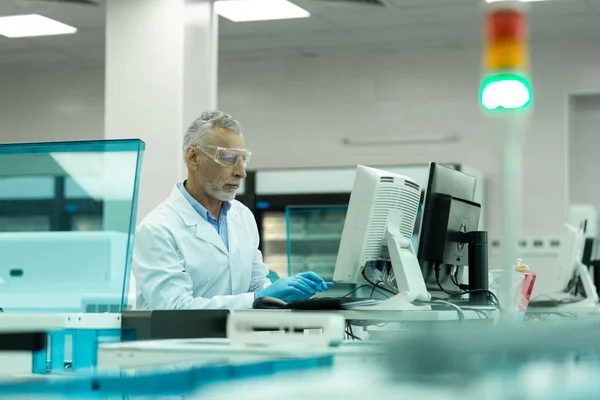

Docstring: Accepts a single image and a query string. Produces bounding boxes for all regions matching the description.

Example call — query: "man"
[132,111,332,309]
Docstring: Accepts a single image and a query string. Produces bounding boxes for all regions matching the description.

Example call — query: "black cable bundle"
[434,264,502,312]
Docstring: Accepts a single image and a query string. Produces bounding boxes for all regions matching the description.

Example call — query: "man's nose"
[234,162,247,179]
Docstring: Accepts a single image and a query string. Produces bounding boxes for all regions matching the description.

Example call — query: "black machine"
[417,163,489,304]
[121,310,230,341]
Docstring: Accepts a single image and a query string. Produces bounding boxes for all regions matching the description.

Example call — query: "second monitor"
[417,162,488,304]
[333,165,431,311]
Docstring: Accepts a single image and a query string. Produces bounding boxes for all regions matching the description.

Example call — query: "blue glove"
[257,276,316,303]
[256,272,334,303]
[296,272,334,292]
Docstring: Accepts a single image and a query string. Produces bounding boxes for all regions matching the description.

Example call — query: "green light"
[480,73,532,111]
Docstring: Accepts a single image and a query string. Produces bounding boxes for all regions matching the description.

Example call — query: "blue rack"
[0,354,334,398]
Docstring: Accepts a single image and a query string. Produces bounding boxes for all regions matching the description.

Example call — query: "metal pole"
[498,115,528,324]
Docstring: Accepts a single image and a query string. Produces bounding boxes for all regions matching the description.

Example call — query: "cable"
[415,299,465,325]
[461,307,489,319]
[370,282,381,299]
[435,264,502,311]
[345,323,362,341]
[342,284,369,298]
[342,284,389,299]
[361,269,397,295]
[432,299,465,325]
[370,281,391,299]
[450,273,460,288]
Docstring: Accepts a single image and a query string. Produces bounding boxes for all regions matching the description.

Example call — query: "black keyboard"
[287,297,373,310]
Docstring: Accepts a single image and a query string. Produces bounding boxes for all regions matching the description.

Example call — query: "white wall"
[219,40,600,243]
[1,40,600,248]
[569,94,600,212]
[0,67,105,143]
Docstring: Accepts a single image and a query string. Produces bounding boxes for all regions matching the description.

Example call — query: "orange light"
[485,39,528,70]
[483,5,528,71]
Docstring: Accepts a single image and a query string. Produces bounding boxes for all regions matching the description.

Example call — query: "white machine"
[333,165,431,311]
[569,204,599,238]
[554,224,599,307]
[227,311,346,347]
[0,231,129,312]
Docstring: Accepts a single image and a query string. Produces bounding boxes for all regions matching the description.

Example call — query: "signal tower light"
[480,1,533,111]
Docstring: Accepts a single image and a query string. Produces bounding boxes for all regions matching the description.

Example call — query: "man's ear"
[185,147,200,169]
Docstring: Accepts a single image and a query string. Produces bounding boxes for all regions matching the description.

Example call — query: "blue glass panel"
[0,139,144,313]
[0,177,54,199]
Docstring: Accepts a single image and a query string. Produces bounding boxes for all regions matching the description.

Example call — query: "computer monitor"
[417,163,478,280]
[557,224,587,292]
[333,165,431,311]
[557,223,599,304]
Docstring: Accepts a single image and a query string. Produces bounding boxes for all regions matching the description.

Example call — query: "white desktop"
[553,224,598,307]
[529,223,599,312]
[333,165,431,311]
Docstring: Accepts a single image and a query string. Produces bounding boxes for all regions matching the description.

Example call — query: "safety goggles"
[196,145,252,168]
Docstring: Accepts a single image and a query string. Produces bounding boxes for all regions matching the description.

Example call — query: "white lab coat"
[132,185,271,310]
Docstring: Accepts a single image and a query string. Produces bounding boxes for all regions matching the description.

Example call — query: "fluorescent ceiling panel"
[215,0,310,22]
[0,14,77,38]
[485,0,550,2]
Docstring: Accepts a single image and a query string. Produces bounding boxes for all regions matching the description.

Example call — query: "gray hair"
[183,110,242,157]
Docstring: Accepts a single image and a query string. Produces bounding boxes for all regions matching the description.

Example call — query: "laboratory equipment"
[553,224,598,306]
[0,139,145,314]
[569,204,599,237]
[227,311,346,347]
[121,309,230,340]
[530,223,599,308]
[582,237,600,296]
[0,231,129,312]
[333,165,430,311]
[417,163,477,276]
[416,162,489,304]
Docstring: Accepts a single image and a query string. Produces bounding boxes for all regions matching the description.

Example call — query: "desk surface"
[237,307,497,322]
[336,308,496,322]
[0,314,65,333]
[527,305,600,315]
[97,338,379,370]
[0,313,121,332]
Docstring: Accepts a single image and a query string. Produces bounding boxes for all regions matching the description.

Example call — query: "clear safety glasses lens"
[197,145,251,168]
[216,148,251,168]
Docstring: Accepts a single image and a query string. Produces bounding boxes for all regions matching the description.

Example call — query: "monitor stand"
[354,211,431,312]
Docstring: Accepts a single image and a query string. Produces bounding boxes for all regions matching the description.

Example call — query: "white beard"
[203,182,237,202]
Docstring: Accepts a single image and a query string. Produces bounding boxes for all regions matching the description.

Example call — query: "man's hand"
[256,272,334,303]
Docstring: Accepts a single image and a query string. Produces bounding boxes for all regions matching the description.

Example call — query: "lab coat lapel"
[195,223,228,257]
[227,208,244,293]
[170,186,228,257]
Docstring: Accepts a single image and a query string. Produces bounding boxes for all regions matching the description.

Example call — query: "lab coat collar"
[170,185,232,257]
[178,181,232,223]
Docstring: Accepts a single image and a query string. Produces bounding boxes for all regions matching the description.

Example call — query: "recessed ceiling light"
[0,14,77,38]
[215,0,310,22]
[485,0,549,3]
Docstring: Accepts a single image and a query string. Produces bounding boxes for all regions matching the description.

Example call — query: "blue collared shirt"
[177,181,231,251]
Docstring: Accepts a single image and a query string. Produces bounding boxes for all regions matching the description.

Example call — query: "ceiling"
[0,0,599,67]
